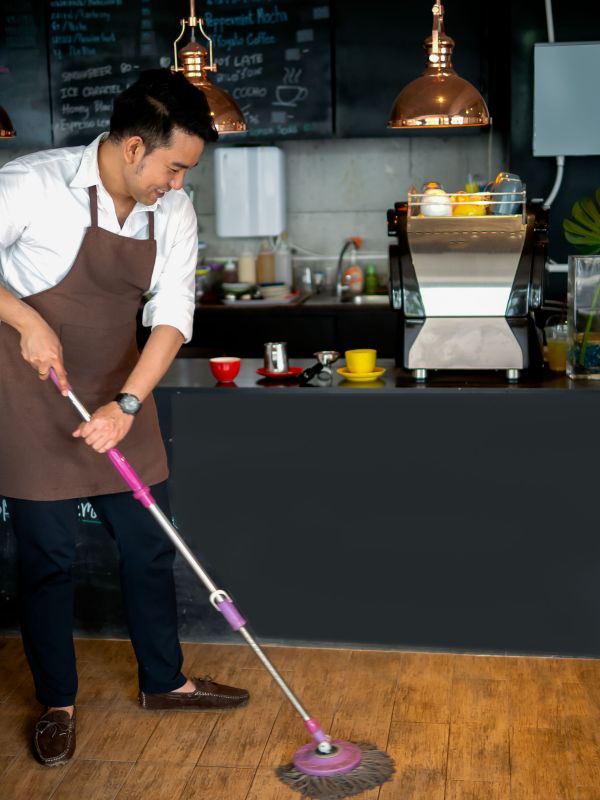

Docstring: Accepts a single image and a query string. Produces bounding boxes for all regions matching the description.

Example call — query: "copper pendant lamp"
[388,2,490,129]
[0,103,16,138]
[171,0,247,134]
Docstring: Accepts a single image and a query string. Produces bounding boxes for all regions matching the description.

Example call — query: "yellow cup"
[345,348,377,373]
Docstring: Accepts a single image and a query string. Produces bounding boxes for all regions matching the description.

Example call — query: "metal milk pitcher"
[264,342,288,373]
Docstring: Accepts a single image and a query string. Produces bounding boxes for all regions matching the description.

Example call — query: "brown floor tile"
[76,707,162,762]
[446,780,511,799]
[450,677,509,727]
[347,647,404,678]
[197,671,282,768]
[574,788,600,800]
[246,764,307,800]
[0,704,40,758]
[510,727,574,799]
[180,765,255,800]
[114,763,194,800]
[0,754,17,776]
[257,645,352,674]
[182,642,254,675]
[380,721,449,800]
[138,710,220,766]
[0,754,70,800]
[508,676,560,729]
[51,759,133,800]
[447,723,510,783]
[329,672,397,751]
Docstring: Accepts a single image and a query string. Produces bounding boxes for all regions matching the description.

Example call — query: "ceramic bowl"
[210,356,241,382]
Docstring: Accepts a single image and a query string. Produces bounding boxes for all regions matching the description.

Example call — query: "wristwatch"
[114,392,142,415]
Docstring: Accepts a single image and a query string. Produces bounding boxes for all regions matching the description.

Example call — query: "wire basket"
[407,188,527,221]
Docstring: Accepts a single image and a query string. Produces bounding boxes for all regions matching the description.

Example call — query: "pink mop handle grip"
[49,368,156,509]
[106,449,155,508]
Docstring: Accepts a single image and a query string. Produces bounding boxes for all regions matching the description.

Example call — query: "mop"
[48,370,395,800]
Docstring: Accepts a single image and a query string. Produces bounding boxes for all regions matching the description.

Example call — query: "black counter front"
[2,360,600,658]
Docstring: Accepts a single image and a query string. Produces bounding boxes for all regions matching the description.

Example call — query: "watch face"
[120,394,140,414]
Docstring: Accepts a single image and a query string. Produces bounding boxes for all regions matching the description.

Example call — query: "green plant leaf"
[564,237,599,254]
[581,197,600,227]
[564,230,592,243]
[564,218,600,238]
[572,205,600,233]
[572,200,600,230]
[564,188,600,253]
[564,233,594,248]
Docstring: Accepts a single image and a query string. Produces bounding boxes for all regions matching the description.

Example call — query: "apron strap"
[89,184,154,238]
[88,185,99,228]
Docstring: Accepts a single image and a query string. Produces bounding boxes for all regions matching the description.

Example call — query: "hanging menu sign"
[48,0,167,147]
[204,0,332,139]
[48,0,332,147]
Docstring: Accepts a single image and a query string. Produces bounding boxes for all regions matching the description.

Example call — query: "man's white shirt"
[0,133,198,342]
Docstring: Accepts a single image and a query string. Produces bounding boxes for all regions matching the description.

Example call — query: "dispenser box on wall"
[533,42,600,156]
[214,146,286,237]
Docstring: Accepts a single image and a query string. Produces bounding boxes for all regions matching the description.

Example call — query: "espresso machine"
[387,190,548,381]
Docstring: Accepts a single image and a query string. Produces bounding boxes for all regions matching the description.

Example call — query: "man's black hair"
[109,69,218,152]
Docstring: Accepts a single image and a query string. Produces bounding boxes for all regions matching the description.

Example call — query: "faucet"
[336,236,362,299]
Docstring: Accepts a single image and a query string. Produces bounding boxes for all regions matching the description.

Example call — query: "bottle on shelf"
[223,259,238,284]
[238,250,256,284]
[341,240,363,295]
[364,264,378,295]
[275,233,293,288]
[256,239,276,284]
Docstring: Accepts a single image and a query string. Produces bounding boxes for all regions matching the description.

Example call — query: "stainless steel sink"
[351,294,390,305]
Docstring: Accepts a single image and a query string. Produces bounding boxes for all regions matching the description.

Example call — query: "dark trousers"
[7,481,185,707]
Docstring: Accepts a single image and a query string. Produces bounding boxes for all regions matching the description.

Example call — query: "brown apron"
[0,185,168,501]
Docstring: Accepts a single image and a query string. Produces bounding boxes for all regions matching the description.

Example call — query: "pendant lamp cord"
[542,0,565,210]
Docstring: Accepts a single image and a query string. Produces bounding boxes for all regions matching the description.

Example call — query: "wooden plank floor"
[3,636,600,799]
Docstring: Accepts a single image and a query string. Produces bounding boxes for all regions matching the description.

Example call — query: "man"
[0,69,249,768]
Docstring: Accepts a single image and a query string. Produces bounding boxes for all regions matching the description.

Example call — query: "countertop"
[159,358,599,394]
[195,295,394,312]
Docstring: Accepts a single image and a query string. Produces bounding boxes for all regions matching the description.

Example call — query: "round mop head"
[276,739,395,800]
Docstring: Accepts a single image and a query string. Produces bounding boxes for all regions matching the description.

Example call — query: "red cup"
[210,356,241,382]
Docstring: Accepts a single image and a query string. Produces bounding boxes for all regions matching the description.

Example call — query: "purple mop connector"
[304,718,329,745]
[216,597,247,631]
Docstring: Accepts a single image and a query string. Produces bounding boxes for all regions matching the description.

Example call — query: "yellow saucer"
[336,366,386,382]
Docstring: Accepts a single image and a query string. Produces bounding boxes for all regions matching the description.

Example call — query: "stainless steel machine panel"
[407,215,527,317]
[407,317,524,370]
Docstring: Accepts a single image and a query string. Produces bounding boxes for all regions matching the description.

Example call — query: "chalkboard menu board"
[0,0,52,148]
[205,0,332,139]
[48,0,332,147]
[49,0,166,147]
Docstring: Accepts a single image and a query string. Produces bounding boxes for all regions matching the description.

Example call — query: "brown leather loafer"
[33,708,76,767]
[139,676,249,711]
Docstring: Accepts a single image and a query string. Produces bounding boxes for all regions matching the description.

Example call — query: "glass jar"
[567,255,600,380]
[544,315,568,372]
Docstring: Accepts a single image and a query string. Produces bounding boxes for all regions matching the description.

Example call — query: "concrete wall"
[0,131,506,273]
